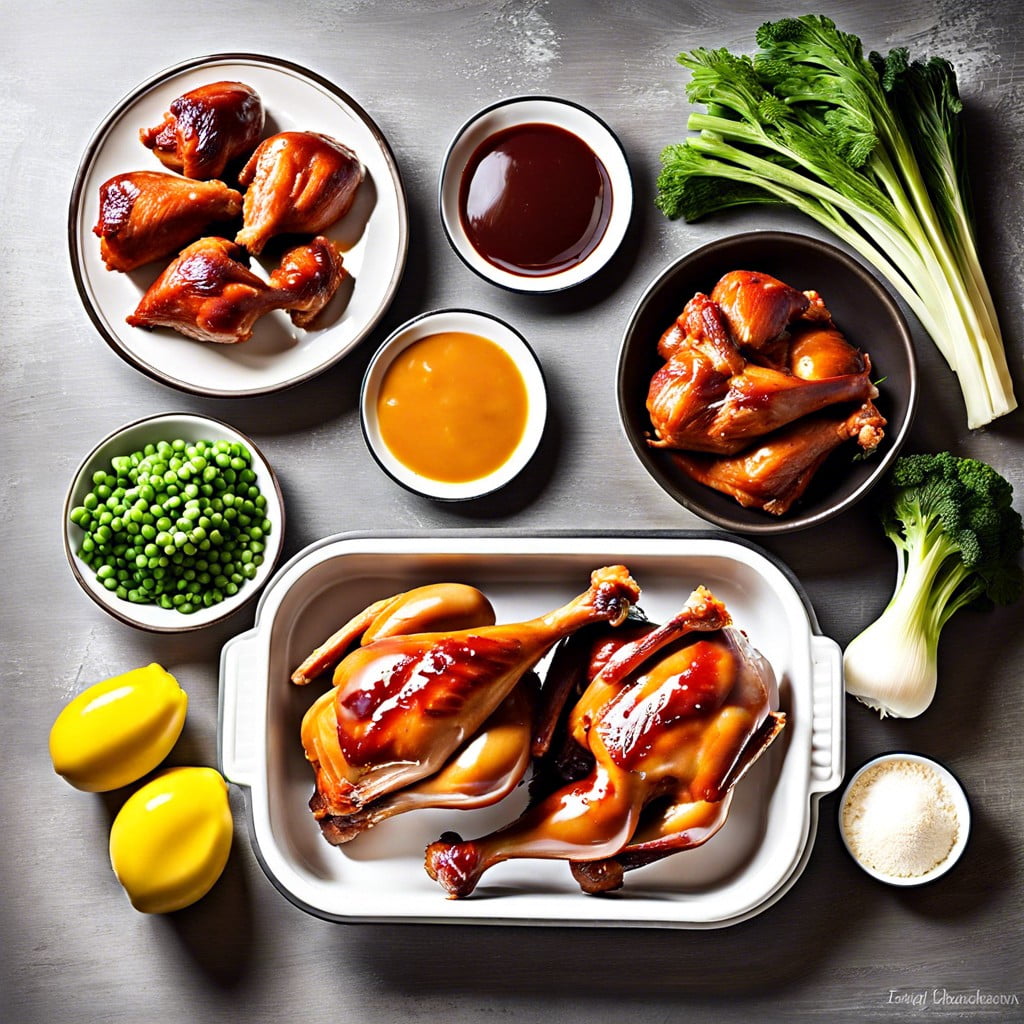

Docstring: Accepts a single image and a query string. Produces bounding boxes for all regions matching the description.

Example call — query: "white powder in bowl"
[842,759,961,879]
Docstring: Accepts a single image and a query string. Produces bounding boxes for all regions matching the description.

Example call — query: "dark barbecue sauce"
[458,122,613,277]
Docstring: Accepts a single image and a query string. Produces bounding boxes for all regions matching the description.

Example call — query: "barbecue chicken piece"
[270,235,348,328]
[669,403,886,515]
[298,567,641,832]
[670,320,887,514]
[140,81,264,180]
[710,270,810,350]
[93,171,243,273]
[646,293,877,454]
[425,587,785,898]
[235,131,364,254]
[126,235,345,343]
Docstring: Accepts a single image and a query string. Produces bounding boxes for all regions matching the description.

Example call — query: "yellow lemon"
[49,664,187,792]
[109,766,233,914]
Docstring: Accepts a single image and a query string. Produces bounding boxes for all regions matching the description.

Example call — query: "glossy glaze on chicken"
[424,586,785,898]
[94,171,242,272]
[127,235,346,344]
[139,81,265,181]
[236,131,364,255]
[96,81,366,346]
[646,270,886,515]
[292,569,641,845]
[292,572,786,900]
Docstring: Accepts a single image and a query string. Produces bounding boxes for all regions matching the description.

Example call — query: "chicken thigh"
[140,81,264,180]
[235,131,364,254]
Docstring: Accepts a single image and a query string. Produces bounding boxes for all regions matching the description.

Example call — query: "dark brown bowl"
[617,231,918,534]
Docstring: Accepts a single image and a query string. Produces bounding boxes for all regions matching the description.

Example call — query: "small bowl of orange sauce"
[439,97,633,293]
[360,309,548,500]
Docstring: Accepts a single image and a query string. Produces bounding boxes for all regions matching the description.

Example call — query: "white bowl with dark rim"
[617,231,918,534]
[63,412,285,632]
[439,96,633,293]
[360,309,547,500]
[838,753,971,886]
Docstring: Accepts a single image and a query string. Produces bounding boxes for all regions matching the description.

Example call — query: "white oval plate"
[69,53,409,397]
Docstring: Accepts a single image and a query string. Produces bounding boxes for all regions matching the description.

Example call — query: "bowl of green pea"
[63,413,285,632]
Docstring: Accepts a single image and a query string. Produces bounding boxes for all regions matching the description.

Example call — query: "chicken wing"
[139,81,264,180]
[93,171,243,273]
[235,131,364,254]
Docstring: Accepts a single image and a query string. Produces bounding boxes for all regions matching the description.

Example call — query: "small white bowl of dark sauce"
[439,96,633,293]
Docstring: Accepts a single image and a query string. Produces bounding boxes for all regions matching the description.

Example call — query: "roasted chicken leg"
[425,587,784,898]
[668,318,887,514]
[94,171,243,273]
[645,268,885,514]
[300,567,641,825]
[236,131,364,254]
[647,293,877,454]
[668,405,884,515]
[126,235,346,343]
[140,81,264,180]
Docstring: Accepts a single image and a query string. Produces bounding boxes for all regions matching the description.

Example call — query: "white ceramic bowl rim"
[360,308,548,500]
[63,412,285,632]
[838,751,971,887]
[438,95,633,294]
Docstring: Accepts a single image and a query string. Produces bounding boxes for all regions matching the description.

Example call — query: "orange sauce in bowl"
[376,331,530,484]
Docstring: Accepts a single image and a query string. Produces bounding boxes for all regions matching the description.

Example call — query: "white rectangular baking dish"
[219,531,843,928]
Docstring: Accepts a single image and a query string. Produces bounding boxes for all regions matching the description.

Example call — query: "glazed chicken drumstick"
[94,171,243,273]
[296,567,641,839]
[127,235,346,344]
[425,586,785,898]
[297,583,536,844]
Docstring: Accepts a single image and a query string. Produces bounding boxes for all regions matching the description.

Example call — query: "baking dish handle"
[808,634,845,795]
[218,631,267,791]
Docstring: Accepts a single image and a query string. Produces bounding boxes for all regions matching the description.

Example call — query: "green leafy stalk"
[656,15,1017,428]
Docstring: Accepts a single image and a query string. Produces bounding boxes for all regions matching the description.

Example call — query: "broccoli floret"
[883,452,1022,617]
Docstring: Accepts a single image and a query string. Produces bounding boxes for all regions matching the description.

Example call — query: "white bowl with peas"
[64,413,285,632]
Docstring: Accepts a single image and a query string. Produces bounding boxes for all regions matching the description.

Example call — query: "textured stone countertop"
[3,2,1022,1021]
